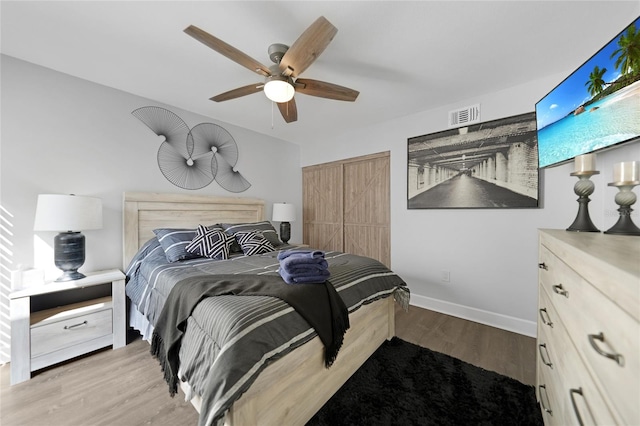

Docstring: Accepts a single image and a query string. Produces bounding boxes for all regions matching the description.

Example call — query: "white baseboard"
[409,293,537,338]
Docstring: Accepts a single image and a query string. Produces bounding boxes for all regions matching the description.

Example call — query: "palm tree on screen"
[585,65,607,97]
[610,23,640,76]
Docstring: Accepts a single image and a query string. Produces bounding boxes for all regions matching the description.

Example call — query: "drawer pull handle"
[538,262,548,270]
[569,388,585,426]
[64,320,88,330]
[538,384,552,415]
[538,343,553,368]
[552,283,569,298]
[588,332,624,366]
[539,308,553,328]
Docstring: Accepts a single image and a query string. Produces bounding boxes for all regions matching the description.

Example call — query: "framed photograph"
[407,112,539,209]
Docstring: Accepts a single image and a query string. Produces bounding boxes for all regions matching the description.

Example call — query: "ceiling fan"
[184,16,359,124]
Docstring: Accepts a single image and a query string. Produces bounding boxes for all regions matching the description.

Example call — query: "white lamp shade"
[34,194,103,231]
[264,79,295,103]
[272,203,296,222]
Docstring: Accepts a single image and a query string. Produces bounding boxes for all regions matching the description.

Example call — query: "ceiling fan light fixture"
[264,76,295,103]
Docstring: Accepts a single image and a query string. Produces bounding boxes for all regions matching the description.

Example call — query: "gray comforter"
[126,239,410,426]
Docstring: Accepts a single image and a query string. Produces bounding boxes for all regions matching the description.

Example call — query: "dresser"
[536,229,639,425]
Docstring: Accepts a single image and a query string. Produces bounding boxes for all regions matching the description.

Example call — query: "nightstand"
[10,269,126,385]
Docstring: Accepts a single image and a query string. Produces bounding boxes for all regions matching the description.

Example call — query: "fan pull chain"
[271,101,275,129]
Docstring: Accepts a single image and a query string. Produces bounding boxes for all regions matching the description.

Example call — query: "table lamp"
[34,194,103,281]
[272,203,296,244]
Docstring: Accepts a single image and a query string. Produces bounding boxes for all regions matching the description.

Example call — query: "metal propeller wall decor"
[132,106,251,192]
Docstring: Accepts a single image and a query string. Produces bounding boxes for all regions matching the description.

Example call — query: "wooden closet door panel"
[303,152,390,266]
[343,155,390,266]
[303,223,343,252]
[303,163,343,250]
[343,225,390,267]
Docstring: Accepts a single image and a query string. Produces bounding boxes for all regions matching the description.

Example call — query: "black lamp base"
[54,231,86,282]
[280,221,291,244]
[55,270,87,282]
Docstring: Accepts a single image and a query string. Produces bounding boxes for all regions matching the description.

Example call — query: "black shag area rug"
[307,337,543,426]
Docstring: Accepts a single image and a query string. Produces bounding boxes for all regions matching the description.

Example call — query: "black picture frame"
[407,112,539,209]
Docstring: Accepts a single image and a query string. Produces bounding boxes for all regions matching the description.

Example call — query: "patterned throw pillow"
[234,230,276,256]
[153,228,201,263]
[186,225,235,260]
[221,221,283,253]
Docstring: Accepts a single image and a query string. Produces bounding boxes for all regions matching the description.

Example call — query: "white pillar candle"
[613,161,640,182]
[575,153,596,172]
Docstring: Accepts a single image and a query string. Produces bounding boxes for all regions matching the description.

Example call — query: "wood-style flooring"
[0,306,536,425]
[395,305,536,386]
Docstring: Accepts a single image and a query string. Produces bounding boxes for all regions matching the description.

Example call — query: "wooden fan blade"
[279,16,337,78]
[294,78,359,102]
[277,98,298,123]
[210,84,264,102]
[185,25,271,76]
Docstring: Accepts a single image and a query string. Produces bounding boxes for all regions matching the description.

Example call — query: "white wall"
[1,55,303,273]
[300,72,640,337]
[0,56,303,361]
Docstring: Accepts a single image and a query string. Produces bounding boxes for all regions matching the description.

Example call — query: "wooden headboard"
[123,192,265,269]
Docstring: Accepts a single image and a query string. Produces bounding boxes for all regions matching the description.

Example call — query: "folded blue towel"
[278,249,330,284]
[278,267,330,284]
[280,255,328,272]
[277,249,325,261]
[279,264,329,276]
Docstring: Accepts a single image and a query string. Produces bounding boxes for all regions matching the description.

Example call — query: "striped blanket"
[126,240,409,426]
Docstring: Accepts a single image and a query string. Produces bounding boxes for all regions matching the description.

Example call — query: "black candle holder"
[567,171,600,233]
[605,181,640,236]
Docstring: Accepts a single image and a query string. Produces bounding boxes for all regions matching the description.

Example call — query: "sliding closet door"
[303,152,390,267]
[343,153,390,266]
[302,162,344,252]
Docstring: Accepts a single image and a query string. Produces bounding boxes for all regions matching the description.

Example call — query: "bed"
[122,191,409,426]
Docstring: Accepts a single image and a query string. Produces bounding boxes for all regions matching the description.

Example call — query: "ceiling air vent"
[448,104,481,127]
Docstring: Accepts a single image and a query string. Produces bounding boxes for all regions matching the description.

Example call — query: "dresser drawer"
[31,307,112,358]
[538,290,580,426]
[540,246,639,424]
[537,355,570,426]
[537,295,616,426]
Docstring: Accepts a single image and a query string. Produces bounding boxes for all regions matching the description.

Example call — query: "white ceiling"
[2,1,638,146]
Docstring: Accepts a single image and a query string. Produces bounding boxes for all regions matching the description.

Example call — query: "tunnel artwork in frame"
[407,112,539,209]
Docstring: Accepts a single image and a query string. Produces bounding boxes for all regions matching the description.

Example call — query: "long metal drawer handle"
[539,308,553,328]
[64,320,88,330]
[538,343,553,368]
[588,332,624,366]
[538,384,552,415]
[552,283,569,298]
[569,388,585,426]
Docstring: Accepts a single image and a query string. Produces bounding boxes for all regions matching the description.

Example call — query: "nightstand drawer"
[31,303,112,358]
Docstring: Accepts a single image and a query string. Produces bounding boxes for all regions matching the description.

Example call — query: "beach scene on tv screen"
[536,17,640,168]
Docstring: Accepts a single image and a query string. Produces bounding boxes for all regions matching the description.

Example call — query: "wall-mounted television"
[536,16,640,168]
